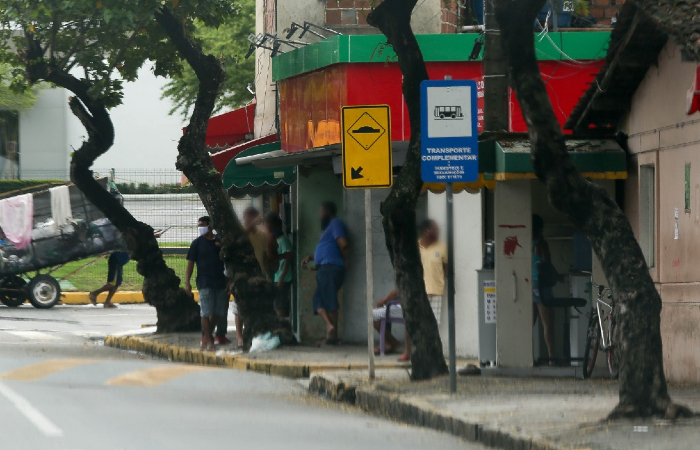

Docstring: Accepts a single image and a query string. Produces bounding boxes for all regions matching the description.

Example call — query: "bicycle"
[582,280,619,379]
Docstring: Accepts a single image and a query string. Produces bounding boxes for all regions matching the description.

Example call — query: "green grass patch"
[159,242,192,248]
[0,179,64,196]
[51,254,191,292]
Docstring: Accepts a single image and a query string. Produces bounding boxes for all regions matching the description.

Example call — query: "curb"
[62,291,201,305]
[308,371,358,403]
[309,372,566,450]
[104,334,409,379]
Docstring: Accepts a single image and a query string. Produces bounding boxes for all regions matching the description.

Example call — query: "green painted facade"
[273,32,611,82]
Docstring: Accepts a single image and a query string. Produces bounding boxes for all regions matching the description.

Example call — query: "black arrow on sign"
[351,166,364,179]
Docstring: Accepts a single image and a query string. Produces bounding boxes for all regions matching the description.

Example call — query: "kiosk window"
[639,164,655,268]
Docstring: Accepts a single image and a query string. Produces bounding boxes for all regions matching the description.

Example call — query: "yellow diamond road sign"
[342,105,392,189]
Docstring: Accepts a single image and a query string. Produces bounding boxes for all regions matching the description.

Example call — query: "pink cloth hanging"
[0,194,34,250]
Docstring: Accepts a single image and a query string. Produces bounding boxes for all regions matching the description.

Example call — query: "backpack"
[537,260,558,289]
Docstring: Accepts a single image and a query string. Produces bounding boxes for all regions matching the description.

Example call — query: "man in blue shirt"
[302,201,348,345]
[184,216,230,350]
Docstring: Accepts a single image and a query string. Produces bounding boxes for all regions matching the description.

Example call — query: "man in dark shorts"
[301,201,348,344]
[89,251,129,309]
[184,216,230,350]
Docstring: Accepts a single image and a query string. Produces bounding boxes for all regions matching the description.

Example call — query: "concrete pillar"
[429,190,482,358]
[494,180,533,367]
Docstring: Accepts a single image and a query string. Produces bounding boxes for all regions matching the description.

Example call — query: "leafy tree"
[155,5,291,344]
[160,0,255,119]
[0,0,212,331]
[366,0,448,380]
[0,63,39,110]
[493,0,692,419]
[0,0,288,341]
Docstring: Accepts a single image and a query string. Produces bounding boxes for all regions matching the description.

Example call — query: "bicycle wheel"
[606,320,619,379]
[582,313,601,379]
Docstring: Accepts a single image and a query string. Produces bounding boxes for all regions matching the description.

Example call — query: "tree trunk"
[367,0,448,380]
[155,7,291,345]
[22,41,200,333]
[493,0,692,419]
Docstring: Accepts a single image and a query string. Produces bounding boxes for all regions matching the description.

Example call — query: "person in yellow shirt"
[397,219,447,362]
[419,219,447,318]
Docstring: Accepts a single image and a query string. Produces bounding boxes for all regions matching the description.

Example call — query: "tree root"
[608,401,696,420]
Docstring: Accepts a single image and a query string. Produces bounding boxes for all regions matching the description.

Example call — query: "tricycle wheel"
[27,274,61,309]
[0,276,28,307]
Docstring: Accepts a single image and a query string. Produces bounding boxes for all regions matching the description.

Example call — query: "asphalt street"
[0,304,490,450]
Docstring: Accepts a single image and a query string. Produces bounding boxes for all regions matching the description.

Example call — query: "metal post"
[365,189,375,382]
[551,0,559,32]
[446,182,456,393]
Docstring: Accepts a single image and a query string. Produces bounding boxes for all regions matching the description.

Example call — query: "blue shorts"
[313,265,345,314]
[107,252,129,287]
[199,289,229,318]
[533,285,553,304]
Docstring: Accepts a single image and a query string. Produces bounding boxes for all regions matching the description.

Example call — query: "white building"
[17,62,184,180]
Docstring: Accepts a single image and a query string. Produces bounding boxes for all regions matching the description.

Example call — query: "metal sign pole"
[365,189,375,382]
[420,77,477,394]
[446,182,456,393]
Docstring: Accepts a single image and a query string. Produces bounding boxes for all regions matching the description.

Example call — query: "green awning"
[273,32,611,82]
[423,138,626,194]
[482,138,627,180]
[222,142,296,198]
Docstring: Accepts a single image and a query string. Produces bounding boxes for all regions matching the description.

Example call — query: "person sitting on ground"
[184,216,230,350]
[372,288,403,355]
[264,211,293,319]
[301,201,348,345]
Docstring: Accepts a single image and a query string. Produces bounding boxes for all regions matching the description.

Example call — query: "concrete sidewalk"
[309,370,700,450]
[105,331,412,378]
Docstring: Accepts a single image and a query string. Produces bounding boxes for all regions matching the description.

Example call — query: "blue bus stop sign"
[420,79,479,183]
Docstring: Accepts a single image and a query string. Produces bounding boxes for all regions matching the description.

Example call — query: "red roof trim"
[687,64,700,115]
[210,134,279,175]
[182,102,256,148]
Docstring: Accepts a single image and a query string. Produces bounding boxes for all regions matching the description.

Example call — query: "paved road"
[0,304,156,359]
[0,304,490,450]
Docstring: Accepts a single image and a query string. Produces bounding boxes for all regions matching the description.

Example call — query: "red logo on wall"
[503,236,523,256]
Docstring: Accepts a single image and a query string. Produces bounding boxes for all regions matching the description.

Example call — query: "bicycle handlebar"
[569,269,610,294]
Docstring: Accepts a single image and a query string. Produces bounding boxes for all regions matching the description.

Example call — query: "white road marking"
[0,381,64,437]
[5,331,61,340]
[70,331,105,338]
[108,326,157,337]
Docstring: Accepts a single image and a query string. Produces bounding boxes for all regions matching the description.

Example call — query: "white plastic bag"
[248,332,281,353]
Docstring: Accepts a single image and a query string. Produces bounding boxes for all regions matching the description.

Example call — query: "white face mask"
[198,226,209,236]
